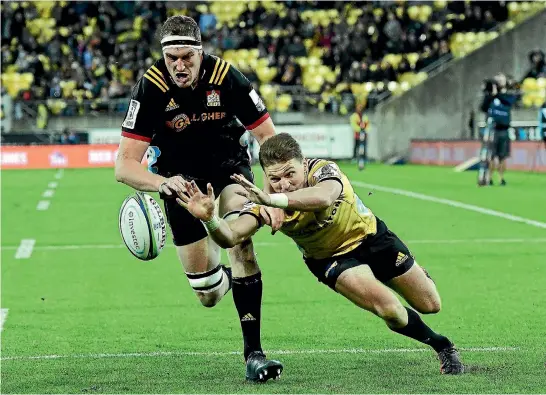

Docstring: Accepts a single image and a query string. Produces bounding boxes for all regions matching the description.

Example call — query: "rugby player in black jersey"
[115,16,283,382]
[177,133,465,375]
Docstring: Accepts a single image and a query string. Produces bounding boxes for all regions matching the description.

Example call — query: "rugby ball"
[119,192,166,261]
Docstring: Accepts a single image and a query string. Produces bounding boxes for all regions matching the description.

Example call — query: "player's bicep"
[249,117,275,145]
[314,179,343,202]
[117,136,150,163]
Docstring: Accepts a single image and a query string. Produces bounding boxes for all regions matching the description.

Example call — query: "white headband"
[161,35,202,50]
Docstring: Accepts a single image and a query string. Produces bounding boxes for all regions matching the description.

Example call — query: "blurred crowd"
[0,0,519,117]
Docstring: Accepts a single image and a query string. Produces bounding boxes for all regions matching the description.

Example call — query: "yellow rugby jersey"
[242,159,377,260]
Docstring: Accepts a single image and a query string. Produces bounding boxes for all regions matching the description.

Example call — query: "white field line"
[14,239,35,259]
[42,189,55,198]
[0,309,8,332]
[54,169,64,179]
[352,181,546,229]
[36,200,50,211]
[1,238,546,252]
[1,346,519,362]
[48,181,58,189]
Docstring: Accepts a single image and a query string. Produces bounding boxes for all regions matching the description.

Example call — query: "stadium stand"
[1,0,545,128]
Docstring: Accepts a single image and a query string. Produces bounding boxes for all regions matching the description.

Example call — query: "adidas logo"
[395,252,408,266]
[165,98,179,111]
[241,313,256,322]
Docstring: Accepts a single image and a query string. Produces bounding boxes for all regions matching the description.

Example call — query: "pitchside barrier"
[0,124,362,170]
[410,139,546,172]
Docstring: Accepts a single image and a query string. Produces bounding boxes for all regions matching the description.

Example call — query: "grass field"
[1,163,546,394]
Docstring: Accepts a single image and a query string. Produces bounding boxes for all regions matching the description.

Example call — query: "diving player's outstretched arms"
[177,181,261,248]
[231,174,342,212]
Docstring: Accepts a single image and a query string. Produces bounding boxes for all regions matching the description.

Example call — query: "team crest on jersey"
[206,90,221,107]
[313,163,340,182]
[165,98,179,111]
[166,113,190,132]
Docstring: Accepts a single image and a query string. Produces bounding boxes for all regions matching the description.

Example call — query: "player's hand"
[158,175,186,197]
[260,207,285,235]
[176,181,216,221]
[231,174,272,206]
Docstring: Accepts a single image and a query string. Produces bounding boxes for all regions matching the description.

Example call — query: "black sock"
[391,307,452,352]
[232,272,263,360]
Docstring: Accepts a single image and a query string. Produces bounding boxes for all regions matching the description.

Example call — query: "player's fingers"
[160,183,173,196]
[259,206,272,226]
[183,181,193,196]
[177,191,190,203]
[235,191,249,199]
[191,180,200,194]
[173,179,186,193]
[176,198,188,209]
[207,183,215,198]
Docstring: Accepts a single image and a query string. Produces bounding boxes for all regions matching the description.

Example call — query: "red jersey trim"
[121,131,152,143]
[245,113,270,130]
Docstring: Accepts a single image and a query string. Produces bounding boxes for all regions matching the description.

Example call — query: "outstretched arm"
[231,174,342,212]
[176,181,261,248]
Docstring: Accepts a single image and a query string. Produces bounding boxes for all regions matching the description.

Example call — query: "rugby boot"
[438,345,464,374]
[245,351,283,382]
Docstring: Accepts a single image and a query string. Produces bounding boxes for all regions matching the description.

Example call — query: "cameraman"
[480,73,519,186]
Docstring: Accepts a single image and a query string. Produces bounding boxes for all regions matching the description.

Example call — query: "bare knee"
[375,302,407,327]
[414,295,442,314]
[196,291,222,308]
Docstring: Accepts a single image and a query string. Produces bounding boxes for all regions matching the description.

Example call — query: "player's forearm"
[115,159,166,192]
[269,187,334,212]
[206,218,255,249]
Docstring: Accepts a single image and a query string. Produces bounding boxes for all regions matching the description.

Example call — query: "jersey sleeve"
[121,72,169,142]
[307,160,343,189]
[225,65,270,130]
[239,201,264,227]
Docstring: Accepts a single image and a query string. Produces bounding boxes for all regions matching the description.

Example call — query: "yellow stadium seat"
[408,5,419,20]
[536,78,546,89]
[335,83,349,93]
[47,99,67,115]
[276,94,293,112]
[406,53,420,66]
[249,48,259,59]
[521,94,534,108]
[522,78,538,92]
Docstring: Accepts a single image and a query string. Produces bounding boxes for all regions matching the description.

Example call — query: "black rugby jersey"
[120,54,269,179]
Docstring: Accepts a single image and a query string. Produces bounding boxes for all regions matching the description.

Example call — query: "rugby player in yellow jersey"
[177,133,464,375]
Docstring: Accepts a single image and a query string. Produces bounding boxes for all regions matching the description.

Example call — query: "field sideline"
[1,164,545,393]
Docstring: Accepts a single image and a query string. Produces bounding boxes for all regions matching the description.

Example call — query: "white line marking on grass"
[36,200,50,211]
[54,169,64,179]
[42,189,54,198]
[14,239,35,259]
[1,346,519,361]
[1,238,546,252]
[352,181,546,229]
[48,182,58,189]
[0,309,8,331]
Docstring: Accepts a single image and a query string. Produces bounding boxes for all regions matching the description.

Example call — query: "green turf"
[1,164,546,393]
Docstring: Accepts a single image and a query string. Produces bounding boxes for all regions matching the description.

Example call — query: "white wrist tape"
[269,193,289,209]
[201,215,221,233]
